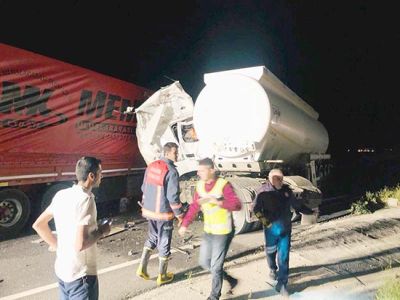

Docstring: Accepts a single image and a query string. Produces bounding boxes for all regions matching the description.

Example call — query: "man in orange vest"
[136,142,184,286]
[179,158,242,300]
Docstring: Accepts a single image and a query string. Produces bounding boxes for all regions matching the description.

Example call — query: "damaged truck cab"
[134,66,331,234]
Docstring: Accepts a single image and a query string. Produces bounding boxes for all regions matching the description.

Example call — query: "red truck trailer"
[0,43,151,238]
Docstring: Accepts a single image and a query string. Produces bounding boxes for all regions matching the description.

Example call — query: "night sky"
[1,0,399,155]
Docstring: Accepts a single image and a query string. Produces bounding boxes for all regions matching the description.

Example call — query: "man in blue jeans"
[253,169,315,297]
[33,157,110,299]
[179,158,242,300]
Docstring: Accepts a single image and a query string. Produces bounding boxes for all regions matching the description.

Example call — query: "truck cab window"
[182,124,198,143]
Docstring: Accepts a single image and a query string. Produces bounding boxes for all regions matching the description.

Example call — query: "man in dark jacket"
[253,169,315,297]
[136,142,184,286]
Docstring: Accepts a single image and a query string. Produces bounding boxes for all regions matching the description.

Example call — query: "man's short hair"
[163,142,178,155]
[198,157,214,169]
[75,156,102,181]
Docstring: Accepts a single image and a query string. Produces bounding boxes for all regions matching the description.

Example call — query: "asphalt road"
[0,212,266,300]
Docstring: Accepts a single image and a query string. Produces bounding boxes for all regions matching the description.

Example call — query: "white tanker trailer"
[133,66,331,233]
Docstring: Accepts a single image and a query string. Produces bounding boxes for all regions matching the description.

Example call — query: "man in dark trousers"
[253,168,316,297]
[179,158,242,300]
[136,142,184,286]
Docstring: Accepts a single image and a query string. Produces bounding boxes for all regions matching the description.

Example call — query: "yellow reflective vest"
[196,178,232,235]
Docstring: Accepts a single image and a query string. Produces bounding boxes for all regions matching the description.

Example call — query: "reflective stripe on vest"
[141,207,175,221]
[196,178,232,235]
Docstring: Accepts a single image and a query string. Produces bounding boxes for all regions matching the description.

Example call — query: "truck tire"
[0,189,31,239]
[232,208,253,234]
[41,182,73,230]
[250,220,262,231]
[228,177,262,234]
[41,182,73,212]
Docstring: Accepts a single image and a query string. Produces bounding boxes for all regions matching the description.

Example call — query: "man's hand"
[178,226,187,237]
[205,197,223,206]
[32,209,57,250]
[176,215,184,227]
[255,212,271,228]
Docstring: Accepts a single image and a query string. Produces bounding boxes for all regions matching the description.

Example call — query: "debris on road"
[183,235,194,243]
[124,221,136,229]
[172,246,191,256]
[101,226,126,239]
[128,250,139,256]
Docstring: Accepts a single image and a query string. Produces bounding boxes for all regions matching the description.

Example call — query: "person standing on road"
[252,168,316,297]
[32,156,110,300]
[136,142,185,286]
[179,158,242,300]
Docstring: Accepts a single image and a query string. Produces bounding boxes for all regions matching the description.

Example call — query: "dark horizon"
[1,0,399,155]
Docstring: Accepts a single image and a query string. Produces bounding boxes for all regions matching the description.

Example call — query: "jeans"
[144,220,174,257]
[264,225,291,286]
[199,231,234,300]
[58,275,98,300]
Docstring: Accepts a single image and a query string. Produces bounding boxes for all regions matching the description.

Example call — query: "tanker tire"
[41,182,73,230]
[233,208,253,234]
[250,221,262,231]
[0,189,31,239]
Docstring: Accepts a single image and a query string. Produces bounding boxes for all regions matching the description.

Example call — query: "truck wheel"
[41,182,73,230]
[233,208,253,234]
[250,221,262,231]
[228,177,262,234]
[41,182,73,211]
[0,189,31,239]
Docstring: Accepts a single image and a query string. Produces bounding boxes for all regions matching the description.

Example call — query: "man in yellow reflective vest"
[179,158,242,300]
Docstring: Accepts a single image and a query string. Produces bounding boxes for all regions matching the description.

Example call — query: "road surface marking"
[0,251,175,300]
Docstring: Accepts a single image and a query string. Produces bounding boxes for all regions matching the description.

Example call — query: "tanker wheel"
[232,208,253,234]
[250,220,262,231]
[0,189,31,239]
[41,182,73,230]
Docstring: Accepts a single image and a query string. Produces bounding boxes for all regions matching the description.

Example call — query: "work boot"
[136,247,152,280]
[156,256,174,286]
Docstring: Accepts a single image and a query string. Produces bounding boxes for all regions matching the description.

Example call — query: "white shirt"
[48,185,98,282]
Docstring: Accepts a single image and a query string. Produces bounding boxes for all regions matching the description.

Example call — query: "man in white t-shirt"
[33,156,110,300]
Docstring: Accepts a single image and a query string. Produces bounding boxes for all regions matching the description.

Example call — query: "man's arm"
[75,223,110,252]
[180,192,201,228]
[252,192,271,227]
[219,183,242,211]
[32,209,57,250]
[74,197,110,252]
[166,170,184,218]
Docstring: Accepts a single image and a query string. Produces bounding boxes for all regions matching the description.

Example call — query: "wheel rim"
[0,198,23,227]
